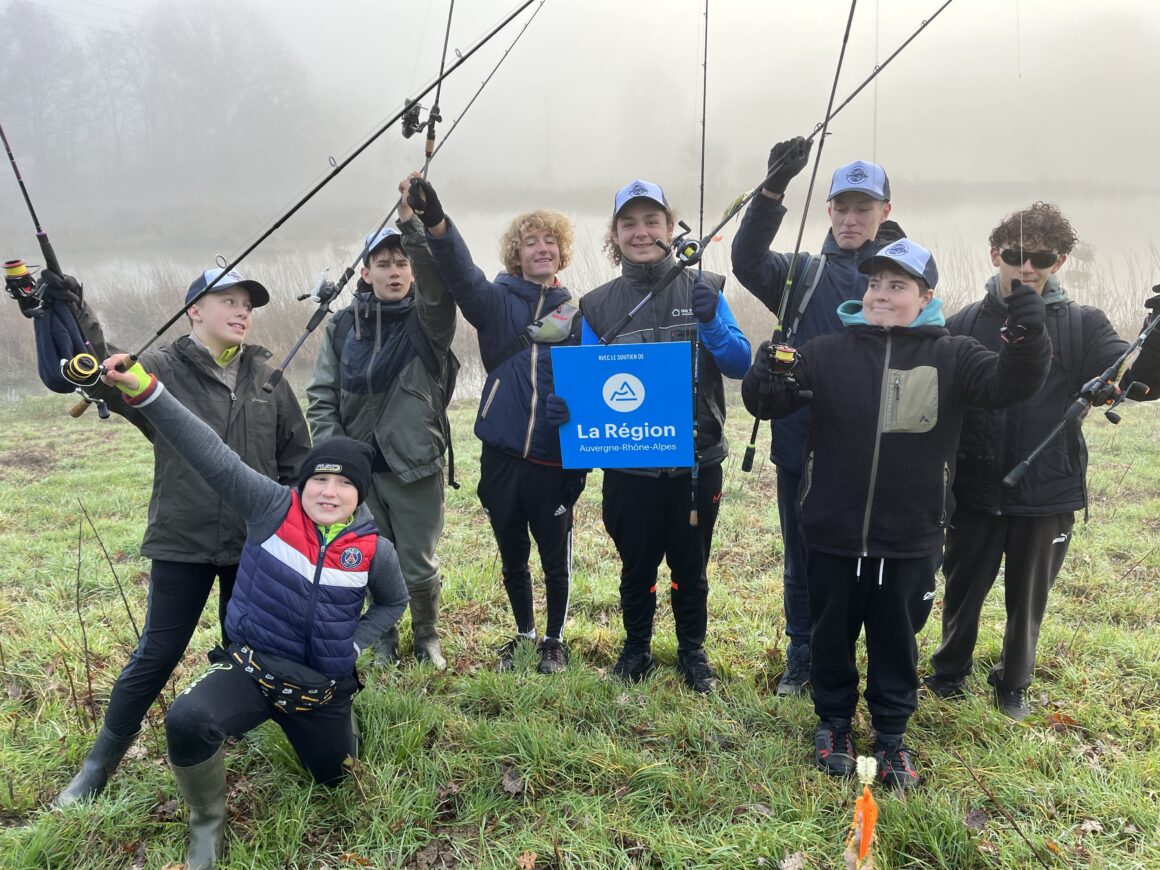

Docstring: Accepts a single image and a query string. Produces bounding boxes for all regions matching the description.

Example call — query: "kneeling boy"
[742,240,1050,789]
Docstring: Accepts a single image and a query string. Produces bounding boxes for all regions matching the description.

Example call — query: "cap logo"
[224,270,244,282]
[846,166,869,184]
[629,182,649,197]
[313,462,343,473]
[339,547,364,569]
[886,241,910,256]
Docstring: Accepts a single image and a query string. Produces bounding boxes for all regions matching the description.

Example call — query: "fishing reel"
[297,269,339,306]
[4,259,48,318]
[668,221,704,267]
[60,351,110,419]
[400,99,440,139]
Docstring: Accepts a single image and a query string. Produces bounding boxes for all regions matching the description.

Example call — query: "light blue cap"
[858,238,939,289]
[613,179,669,218]
[363,226,403,263]
[185,268,269,307]
[828,160,891,201]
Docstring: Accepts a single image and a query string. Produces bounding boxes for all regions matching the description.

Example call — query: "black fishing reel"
[401,99,429,139]
[671,220,703,266]
[4,259,48,318]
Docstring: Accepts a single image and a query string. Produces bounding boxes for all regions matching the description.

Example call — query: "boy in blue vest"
[742,240,1050,788]
[101,352,409,870]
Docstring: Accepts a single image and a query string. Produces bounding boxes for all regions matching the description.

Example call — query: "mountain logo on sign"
[602,372,645,412]
[610,381,637,402]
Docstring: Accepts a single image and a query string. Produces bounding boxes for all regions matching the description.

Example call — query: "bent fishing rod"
[262,0,549,393]
[81,0,536,380]
[1003,294,1160,488]
[596,0,955,348]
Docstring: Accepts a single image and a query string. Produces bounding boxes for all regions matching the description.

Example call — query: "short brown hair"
[602,207,677,266]
[989,202,1078,254]
[499,210,574,276]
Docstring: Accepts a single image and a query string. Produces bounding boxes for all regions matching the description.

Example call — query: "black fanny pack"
[229,644,337,714]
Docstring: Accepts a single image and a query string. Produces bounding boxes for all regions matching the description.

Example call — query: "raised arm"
[397,179,456,353]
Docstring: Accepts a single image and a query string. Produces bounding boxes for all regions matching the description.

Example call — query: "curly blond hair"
[989,202,1078,254]
[499,210,574,276]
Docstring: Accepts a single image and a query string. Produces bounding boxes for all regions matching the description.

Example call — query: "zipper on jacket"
[522,288,549,457]
[861,333,893,555]
[481,378,501,419]
[302,531,335,669]
[939,461,950,526]
[890,376,900,428]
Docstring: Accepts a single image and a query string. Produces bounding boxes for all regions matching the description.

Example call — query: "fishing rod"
[262,0,548,393]
[2,121,113,417]
[688,0,710,528]
[1003,294,1160,488]
[739,0,859,473]
[596,0,956,348]
[52,0,536,385]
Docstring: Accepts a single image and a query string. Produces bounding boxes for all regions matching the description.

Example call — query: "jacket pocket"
[883,366,939,433]
[480,378,502,419]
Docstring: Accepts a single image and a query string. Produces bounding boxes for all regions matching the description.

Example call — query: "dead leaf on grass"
[340,853,373,867]
[964,807,988,830]
[779,852,807,870]
[1076,819,1104,834]
[515,851,537,869]
[151,798,180,821]
[1048,711,1085,734]
[500,764,524,796]
[124,743,148,761]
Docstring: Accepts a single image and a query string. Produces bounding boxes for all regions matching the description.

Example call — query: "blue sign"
[550,342,693,469]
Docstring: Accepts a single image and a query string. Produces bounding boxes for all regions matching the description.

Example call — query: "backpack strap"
[330,307,356,358]
[783,253,826,342]
[1059,301,1085,395]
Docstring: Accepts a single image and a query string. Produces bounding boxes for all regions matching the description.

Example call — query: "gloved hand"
[545,392,570,427]
[763,136,812,195]
[35,269,83,306]
[407,177,445,228]
[691,277,719,323]
[751,341,813,402]
[1004,281,1046,338]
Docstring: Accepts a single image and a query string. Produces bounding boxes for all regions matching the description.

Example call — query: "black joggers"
[602,463,723,653]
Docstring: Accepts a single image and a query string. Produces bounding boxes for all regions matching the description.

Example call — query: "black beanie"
[297,437,375,506]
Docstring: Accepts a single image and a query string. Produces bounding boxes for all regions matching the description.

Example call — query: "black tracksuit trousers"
[478,445,585,640]
[932,509,1074,692]
[808,549,938,736]
[601,463,724,653]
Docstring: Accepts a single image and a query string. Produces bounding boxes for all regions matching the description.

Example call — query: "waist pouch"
[229,643,338,714]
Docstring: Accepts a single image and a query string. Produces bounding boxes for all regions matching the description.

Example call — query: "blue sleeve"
[698,292,752,379]
[581,318,599,346]
[426,217,507,330]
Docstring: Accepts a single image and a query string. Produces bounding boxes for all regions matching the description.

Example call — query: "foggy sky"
[2,0,1159,279]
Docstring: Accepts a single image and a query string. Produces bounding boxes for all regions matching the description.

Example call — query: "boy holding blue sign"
[560,180,750,694]
[742,240,1050,788]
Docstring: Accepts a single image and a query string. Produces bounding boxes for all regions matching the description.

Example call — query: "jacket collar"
[620,253,677,291]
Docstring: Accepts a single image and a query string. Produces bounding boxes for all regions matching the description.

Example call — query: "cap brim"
[858,254,923,281]
[827,186,889,202]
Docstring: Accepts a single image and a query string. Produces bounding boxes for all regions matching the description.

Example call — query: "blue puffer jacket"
[427,217,580,463]
[227,491,379,679]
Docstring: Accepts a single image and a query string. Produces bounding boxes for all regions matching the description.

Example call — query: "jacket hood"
[494,271,572,305]
[985,273,1066,309]
[837,296,947,328]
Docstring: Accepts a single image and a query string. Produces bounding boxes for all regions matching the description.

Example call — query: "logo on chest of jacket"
[340,547,364,569]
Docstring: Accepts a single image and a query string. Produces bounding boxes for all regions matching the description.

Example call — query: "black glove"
[691,277,718,323]
[1003,281,1046,338]
[35,269,84,306]
[763,137,812,195]
[545,392,570,427]
[407,178,445,228]
[751,341,813,402]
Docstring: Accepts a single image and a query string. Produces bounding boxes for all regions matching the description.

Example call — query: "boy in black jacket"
[925,203,1160,719]
[743,239,1050,788]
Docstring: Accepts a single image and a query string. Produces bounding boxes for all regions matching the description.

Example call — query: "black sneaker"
[873,739,920,790]
[676,649,718,694]
[988,672,1030,720]
[496,636,533,673]
[537,638,569,674]
[814,719,856,777]
[611,645,656,683]
[777,644,811,697]
[923,672,967,699]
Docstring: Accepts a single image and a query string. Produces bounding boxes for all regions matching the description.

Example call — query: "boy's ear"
[920,287,935,307]
[359,263,370,282]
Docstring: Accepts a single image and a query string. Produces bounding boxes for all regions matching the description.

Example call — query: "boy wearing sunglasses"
[925,202,1160,719]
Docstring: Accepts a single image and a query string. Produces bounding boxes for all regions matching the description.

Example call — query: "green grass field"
[0,393,1157,869]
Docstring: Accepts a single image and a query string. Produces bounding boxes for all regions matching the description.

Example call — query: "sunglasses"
[999,248,1059,269]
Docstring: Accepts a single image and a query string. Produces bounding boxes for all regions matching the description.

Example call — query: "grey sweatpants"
[931,509,1074,692]
[364,470,445,595]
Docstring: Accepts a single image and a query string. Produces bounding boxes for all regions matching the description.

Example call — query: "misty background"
[2,0,1158,397]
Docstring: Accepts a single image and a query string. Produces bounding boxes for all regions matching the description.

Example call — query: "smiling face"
[300,473,359,525]
[517,228,561,283]
[990,239,1065,296]
[361,245,413,302]
[862,265,933,327]
[187,286,253,354]
[613,200,674,264]
[828,192,892,251]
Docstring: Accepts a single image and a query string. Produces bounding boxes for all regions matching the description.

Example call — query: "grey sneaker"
[777,644,811,697]
[496,636,533,673]
[537,638,569,674]
[814,719,856,777]
[988,672,1030,720]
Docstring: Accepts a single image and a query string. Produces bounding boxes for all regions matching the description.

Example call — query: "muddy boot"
[410,585,447,671]
[171,746,227,870]
[54,726,139,807]
[373,626,400,666]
